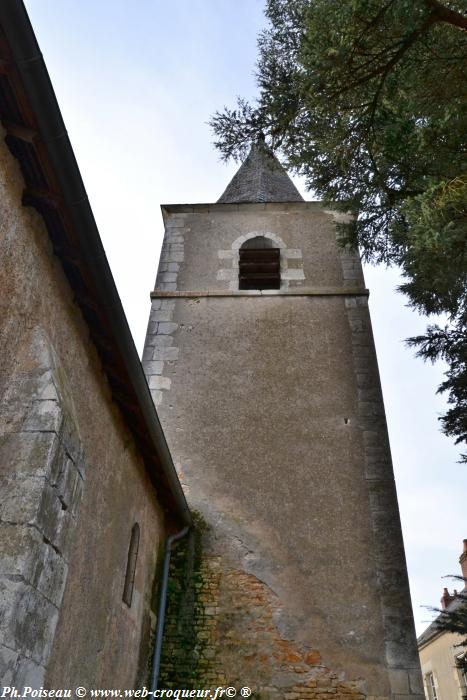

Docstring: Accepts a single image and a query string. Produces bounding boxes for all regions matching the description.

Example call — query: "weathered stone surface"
[0,644,19,685]
[143,196,421,693]
[0,577,59,665]
[0,130,165,689]
[0,524,67,607]
[13,656,46,690]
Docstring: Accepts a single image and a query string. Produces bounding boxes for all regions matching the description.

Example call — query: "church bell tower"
[143,141,423,697]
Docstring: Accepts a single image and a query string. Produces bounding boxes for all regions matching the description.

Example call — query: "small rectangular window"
[123,523,140,607]
[239,248,280,290]
[427,672,439,700]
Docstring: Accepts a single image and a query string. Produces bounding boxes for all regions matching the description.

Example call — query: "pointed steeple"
[217,137,304,204]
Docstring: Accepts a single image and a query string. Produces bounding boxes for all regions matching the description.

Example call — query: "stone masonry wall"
[0,130,165,689]
[0,328,84,686]
[337,235,423,693]
[160,528,371,700]
[145,202,423,698]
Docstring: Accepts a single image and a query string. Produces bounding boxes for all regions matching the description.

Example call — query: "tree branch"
[331,12,437,96]
[425,0,467,31]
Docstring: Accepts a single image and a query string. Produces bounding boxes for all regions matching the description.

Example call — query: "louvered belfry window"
[239,237,280,290]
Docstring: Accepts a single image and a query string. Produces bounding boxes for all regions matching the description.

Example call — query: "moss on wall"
[157,515,369,700]
[159,514,224,688]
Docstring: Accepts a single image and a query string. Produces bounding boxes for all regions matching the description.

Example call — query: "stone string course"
[144,219,309,406]
[150,215,423,697]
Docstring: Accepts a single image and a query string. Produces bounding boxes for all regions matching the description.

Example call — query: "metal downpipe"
[150,526,190,692]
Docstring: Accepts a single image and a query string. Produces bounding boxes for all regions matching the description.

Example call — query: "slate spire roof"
[217,137,304,204]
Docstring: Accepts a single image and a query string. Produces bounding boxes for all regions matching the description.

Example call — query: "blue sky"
[24,0,466,635]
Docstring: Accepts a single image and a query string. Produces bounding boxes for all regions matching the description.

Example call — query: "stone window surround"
[217,231,305,292]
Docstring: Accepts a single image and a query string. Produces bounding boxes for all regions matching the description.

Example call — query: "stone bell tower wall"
[142,201,423,697]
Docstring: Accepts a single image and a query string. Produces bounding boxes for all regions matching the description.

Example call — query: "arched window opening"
[239,237,280,290]
[122,522,140,607]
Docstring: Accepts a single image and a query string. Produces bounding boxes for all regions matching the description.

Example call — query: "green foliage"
[210,0,467,455]
[158,513,213,689]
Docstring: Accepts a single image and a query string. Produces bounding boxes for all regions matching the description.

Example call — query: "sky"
[24,0,466,636]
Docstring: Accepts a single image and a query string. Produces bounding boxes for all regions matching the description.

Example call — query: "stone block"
[349,319,364,332]
[362,430,381,447]
[353,345,373,359]
[160,272,178,283]
[142,346,153,362]
[149,376,171,391]
[0,524,67,607]
[0,576,59,665]
[150,390,163,406]
[0,431,58,479]
[216,269,237,281]
[152,336,173,347]
[358,388,383,402]
[0,474,45,523]
[351,334,370,348]
[159,282,177,291]
[157,322,178,335]
[12,655,45,690]
[409,671,424,694]
[47,438,68,486]
[353,357,374,372]
[152,346,179,361]
[165,219,186,228]
[359,401,385,418]
[56,458,84,518]
[58,416,82,466]
[167,252,184,262]
[159,253,178,264]
[33,540,68,608]
[0,523,66,607]
[356,372,374,388]
[281,268,305,280]
[0,642,19,685]
[284,249,302,258]
[376,569,407,596]
[388,669,409,694]
[143,360,164,376]
[35,483,73,560]
[365,460,390,480]
[23,399,62,433]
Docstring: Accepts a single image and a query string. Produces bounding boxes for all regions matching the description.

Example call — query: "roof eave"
[0,0,191,529]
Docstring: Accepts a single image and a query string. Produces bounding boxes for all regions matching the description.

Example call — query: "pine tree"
[210,0,467,455]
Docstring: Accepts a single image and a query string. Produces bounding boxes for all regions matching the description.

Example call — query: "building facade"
[418,541,467,700]
[143,143,424,697]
